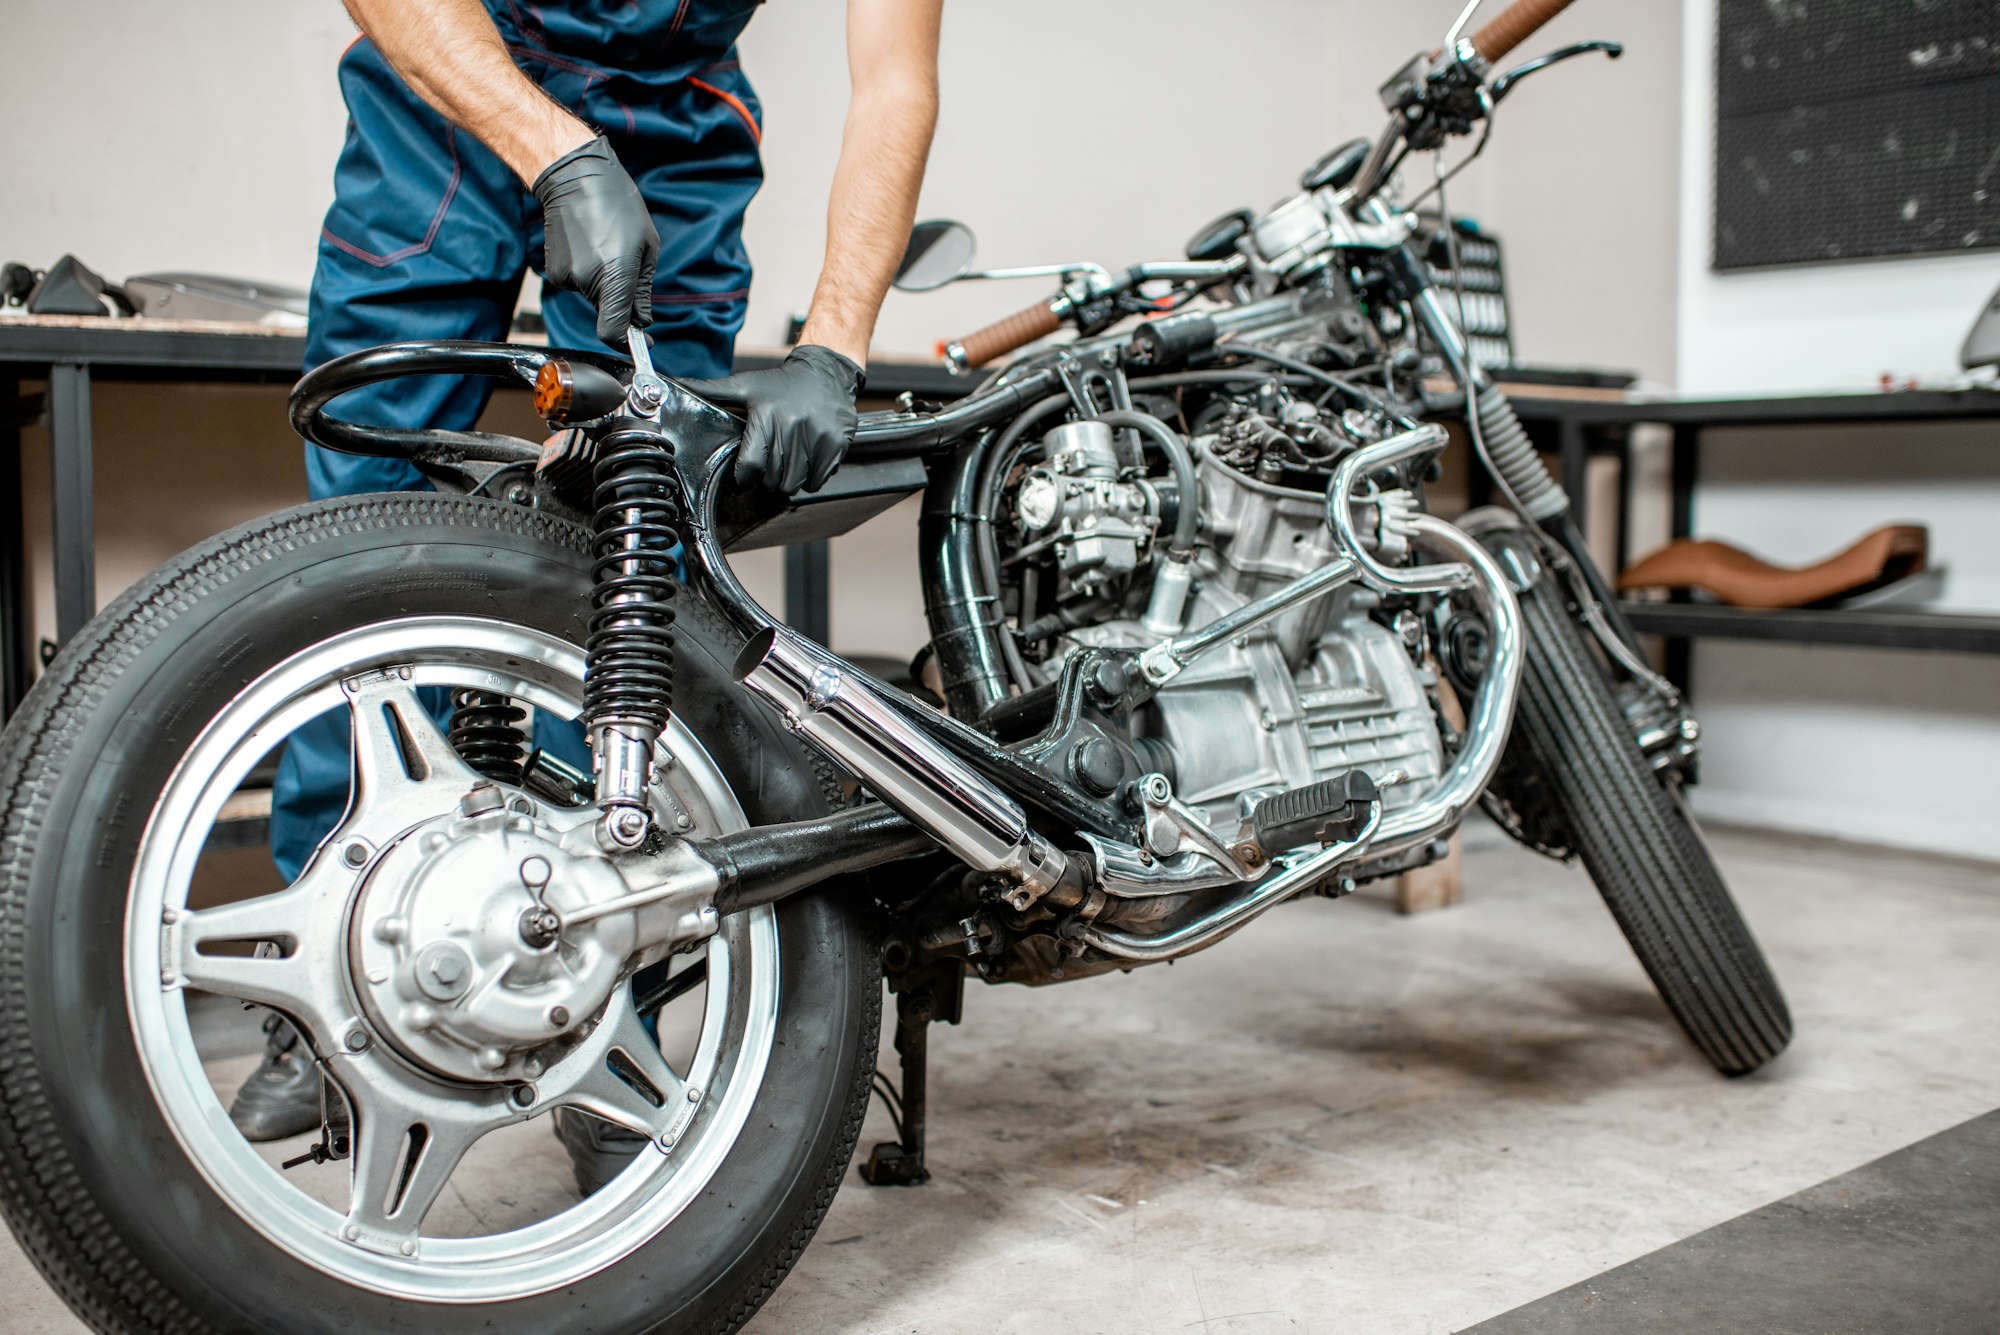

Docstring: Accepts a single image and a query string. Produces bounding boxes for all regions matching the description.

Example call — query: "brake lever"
[1490,40,1623,103]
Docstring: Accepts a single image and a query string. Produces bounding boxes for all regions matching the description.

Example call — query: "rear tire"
[0,494,878,1333]
[1507,561,1792,1074]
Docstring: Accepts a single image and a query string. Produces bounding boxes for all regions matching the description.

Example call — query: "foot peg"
[1252,772,1380,855]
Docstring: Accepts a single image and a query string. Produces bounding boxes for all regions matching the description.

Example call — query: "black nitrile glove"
[679,345,865,495]
[532,136,659,346]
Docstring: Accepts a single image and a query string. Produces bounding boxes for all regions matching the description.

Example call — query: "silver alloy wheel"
[125,616,781,1302]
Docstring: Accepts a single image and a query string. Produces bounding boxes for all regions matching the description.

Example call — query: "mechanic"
[235,0,943,1191]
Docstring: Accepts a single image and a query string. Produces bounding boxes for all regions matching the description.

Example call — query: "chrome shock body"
[583,332,685,850]
[584,420,683,848]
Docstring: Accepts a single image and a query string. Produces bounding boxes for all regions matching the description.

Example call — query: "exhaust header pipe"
[734,627,1068,908]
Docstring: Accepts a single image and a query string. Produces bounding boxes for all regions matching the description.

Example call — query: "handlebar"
[946,298,1065,370]
[1470,0,1577,63]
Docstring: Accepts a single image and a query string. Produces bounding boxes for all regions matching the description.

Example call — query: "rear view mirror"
[893,220,977,292]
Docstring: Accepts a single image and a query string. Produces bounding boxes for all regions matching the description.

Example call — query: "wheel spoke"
[562,1002,692,1141]
[333,1062,512,1251]
[342,1110,478,1248]
[344,672,485,817]
[171,885,330,1023]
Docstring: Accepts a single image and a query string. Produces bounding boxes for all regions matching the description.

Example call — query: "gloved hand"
[679,345,865,494]
[532,136,659,346]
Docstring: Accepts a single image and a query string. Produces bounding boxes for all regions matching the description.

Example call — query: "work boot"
[228,1012,324,1142]
[552,1108,649,1196]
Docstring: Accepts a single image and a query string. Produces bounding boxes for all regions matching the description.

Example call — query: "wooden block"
[1393,831,1463,914]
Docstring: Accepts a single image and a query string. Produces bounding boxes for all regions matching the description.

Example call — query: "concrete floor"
[0,824,1995,1333]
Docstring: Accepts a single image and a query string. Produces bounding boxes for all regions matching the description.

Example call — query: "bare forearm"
[799,0,942,367]
[342,0,592,183]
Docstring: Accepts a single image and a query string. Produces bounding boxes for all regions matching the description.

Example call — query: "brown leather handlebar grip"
[1471,0,1577,63]
[950,300,1063,369]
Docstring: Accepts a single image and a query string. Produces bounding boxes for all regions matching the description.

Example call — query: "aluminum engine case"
[1068,444,1443,830]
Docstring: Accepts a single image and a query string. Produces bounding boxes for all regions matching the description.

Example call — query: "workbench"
[1508,386,2000,691]
[8,314,1997,719]
[0,314,961,721]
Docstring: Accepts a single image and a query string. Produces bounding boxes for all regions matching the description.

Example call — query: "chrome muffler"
[734,627,1068,908]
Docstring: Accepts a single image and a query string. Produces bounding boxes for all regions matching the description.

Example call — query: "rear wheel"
[1504,545,1792,1074]
[0,495,877,1333]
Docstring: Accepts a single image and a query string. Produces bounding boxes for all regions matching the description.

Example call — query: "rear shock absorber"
[447,689,528,785]
[585,422,683,849]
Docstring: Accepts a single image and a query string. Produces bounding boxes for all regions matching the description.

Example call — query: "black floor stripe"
[1460,1108,2000,1334]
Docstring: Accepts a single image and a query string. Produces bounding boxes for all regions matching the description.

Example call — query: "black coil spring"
[447,689,529,785]
[584,426,683,738]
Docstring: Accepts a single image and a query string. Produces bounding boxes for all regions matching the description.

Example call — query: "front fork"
[1395,241,1695,773]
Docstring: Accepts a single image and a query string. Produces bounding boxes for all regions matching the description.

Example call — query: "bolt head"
[458,782,506,818]
[599,806,651,851]
[412,939,474,999]
[518,906,563,951]
[399,1240,417,1257]
[342,841,370,868]
[344,1027,370,1052]
[685,1086,702,1103]
[511,1083,537,1108]
[548,1005,571,1028]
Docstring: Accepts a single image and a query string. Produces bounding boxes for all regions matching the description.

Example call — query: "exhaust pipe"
[734,627,1069,909]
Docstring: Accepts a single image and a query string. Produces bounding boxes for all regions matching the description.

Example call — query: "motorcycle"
[0,0,1788,1330]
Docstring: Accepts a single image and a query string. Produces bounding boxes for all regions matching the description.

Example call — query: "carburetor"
[1015,420,1160,595]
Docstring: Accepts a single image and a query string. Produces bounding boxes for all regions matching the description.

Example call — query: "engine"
[1025,392,1446,835]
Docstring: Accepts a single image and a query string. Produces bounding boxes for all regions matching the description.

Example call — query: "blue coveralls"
[272,0,767,879]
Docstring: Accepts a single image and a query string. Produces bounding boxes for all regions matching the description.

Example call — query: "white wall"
[1,0,1679,379]
[0,0,1684,667]
[1673,0,2000,860]
[1674,0,2000,393]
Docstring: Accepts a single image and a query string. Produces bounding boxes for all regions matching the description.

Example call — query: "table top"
[6,315,1995,423]
[1507,384,2000,426]
[0,314,969,396]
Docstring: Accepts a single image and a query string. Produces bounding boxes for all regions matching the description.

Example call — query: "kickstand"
[860,963,960,1186]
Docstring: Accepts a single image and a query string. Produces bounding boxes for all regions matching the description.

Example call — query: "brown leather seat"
[1617,524,1927,610]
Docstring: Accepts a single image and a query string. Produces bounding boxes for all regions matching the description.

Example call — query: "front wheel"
[1505,553,1792,1074]
[0,495,877,1333]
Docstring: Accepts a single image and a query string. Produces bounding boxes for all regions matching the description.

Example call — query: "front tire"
[0,495,877,1333]
[1507,559,1792,1075]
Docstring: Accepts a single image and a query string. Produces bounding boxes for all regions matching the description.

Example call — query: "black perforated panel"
[1713,0,2000,270]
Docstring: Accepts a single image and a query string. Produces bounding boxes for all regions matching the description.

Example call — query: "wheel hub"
[348,798,635,1084]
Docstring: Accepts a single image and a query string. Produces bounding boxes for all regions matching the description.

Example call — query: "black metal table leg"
[783,539,831,647]
[1664,422,1700,698]
[48,362,96,646]
[1559,411,1588,534]
[1612,431,1633,575]
[0,373,25,718]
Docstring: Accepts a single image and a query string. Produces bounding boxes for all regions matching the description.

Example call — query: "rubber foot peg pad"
[1252,771,1380,853]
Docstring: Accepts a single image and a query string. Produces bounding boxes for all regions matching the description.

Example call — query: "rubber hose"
[1089,409,1201,558]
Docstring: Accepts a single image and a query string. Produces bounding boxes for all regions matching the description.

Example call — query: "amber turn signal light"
[534,358,578,422]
